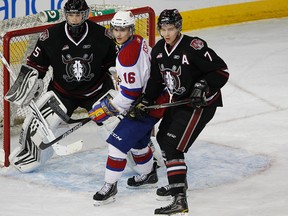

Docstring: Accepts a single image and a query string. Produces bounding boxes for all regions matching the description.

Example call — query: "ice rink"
[0,17,287,216]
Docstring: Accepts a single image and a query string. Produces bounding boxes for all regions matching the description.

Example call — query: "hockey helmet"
[64,0,90,26]
[110,11,135,35]
[157,9,182,32]
[64,0,90,38]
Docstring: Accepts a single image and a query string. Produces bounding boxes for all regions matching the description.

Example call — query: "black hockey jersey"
[145,34,229,107]
[27,20,116,99]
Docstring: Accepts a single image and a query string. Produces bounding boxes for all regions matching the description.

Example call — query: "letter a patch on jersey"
[190,38,204,50]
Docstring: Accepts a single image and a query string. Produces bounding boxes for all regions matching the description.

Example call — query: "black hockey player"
[8,0,117,172]
[128,9,229,215]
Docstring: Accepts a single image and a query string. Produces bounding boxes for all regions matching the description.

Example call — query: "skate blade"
[156,195,172,201]
[154,212,189,216]
[126,184,158,189]
[93,196,116,207]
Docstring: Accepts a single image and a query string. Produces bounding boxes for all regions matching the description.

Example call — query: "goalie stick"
[48,96,91,124]
[0,51,83,156]
[39,118,91,150]
[0,50,17,80]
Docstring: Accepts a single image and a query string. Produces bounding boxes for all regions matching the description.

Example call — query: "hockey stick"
[0,51,83,155]
[47,96,89,124]
[39,118,91,150]
[29,100,85,155]
[0,50,17,80]
[145,99,192,109]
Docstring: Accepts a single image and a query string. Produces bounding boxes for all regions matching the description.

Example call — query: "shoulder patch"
[39,29,49,41]
[190,38,204,50]
[105,28,113,39]
[118,37,142,66]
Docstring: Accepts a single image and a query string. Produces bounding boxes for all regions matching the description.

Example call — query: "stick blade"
[53,140,83,156]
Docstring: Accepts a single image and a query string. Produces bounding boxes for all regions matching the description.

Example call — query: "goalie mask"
[110,11,135,37]
[64,0,90,38]
[157,9,183,33]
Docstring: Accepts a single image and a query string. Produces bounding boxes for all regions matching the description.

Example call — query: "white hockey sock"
[130,146,154,175]
[104,144,127,184]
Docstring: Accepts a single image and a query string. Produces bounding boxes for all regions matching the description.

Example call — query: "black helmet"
[157,9,182,31]
[64,0,90,38]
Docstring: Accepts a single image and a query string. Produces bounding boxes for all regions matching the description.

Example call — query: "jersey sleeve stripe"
[120,85,142,100]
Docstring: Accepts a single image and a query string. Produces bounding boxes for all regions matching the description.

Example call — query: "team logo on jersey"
[62,54,94,82]
[62,45,69,51]
[143,40,149,54]
[116,75,121,86]
[160,64,186,95]
[190,38,204,50]
[39,29,49,41]
[105,28,113,39]
[83,44,91,49]
[156,53,163,59]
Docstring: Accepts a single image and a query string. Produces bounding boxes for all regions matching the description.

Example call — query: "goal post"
[0,6,156,167]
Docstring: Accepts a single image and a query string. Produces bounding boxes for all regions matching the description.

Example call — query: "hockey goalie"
[7,0,118,172]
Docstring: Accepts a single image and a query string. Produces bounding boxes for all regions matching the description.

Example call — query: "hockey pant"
[9,91,67,173]
[104,116,161,183]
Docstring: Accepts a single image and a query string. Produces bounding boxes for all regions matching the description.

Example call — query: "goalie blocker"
[5,64,44,106]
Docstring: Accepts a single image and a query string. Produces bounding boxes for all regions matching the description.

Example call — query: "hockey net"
[0,5,156,167]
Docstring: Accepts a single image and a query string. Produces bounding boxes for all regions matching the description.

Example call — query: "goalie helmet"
[110,11,135,36]
[64,0,90,38]
[157,9,183,32]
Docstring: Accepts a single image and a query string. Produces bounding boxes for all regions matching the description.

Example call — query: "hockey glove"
[190,79,210,108]
[88,98,119,123]
[5,65,44,106]
[128,94,154,120]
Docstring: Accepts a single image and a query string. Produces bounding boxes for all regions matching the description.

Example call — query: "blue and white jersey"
[111,35,151,114]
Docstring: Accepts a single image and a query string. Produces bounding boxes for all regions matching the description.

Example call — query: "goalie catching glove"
[190,79,210,108]
[5,64,44,106]
[88,94,119,123]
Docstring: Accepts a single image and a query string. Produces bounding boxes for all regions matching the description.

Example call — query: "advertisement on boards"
[0,0,98,20]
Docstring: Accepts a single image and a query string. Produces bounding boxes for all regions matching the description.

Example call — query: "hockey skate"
[156,180,188,201]
[93,182,118,206]
[154,193,189,215]
[127,162,158,189]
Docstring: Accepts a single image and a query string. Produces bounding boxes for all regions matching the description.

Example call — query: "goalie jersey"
[111,35,151,113]
[27,20,116,99]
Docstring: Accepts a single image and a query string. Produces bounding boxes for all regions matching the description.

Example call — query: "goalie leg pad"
[9,91,67,172]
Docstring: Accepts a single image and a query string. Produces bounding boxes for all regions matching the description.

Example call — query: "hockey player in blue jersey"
[88,10,169,206]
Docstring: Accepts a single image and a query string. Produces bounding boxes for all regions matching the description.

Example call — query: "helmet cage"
[64,0,90,27]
